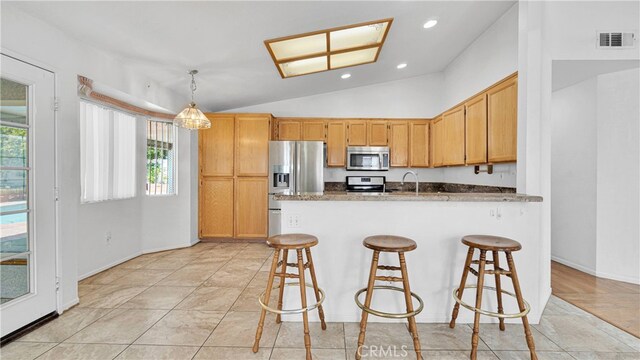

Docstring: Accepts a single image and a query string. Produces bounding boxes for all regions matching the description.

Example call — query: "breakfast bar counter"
[277,192,548,325]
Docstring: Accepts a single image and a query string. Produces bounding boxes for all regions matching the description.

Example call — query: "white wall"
[518,0,640,296]
[551,77,598,272]
[442,3,519,110]
[595,68,640,283]
[1,4,196,310]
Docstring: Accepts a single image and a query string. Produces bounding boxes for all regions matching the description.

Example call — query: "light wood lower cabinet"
[199,177,234,238]
[389,121,409,167]
[235,177,268,238]
[442,105,465,166]
[488,76,518,162]
[409,120,430,167]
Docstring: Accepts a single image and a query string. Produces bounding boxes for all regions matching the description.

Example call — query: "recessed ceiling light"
[264,18,394,78]
[341,73,352,79]
[423,19,438,29]
[397,63,407,69]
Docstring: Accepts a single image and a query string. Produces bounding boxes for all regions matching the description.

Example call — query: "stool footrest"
[274,272,302,279]
[452,285,530,319]
[377,265,401,271]
[374,275,404,282]
[259,282,325,315]
[277,261,310,269]
[355,285,424,319]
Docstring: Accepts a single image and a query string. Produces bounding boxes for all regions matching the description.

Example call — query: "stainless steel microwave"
[346,146,390,171]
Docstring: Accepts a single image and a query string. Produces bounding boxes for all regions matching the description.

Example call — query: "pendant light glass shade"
[174,102,211,129]
[174,70,211,130]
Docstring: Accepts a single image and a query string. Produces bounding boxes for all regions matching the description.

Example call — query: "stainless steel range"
[346,176,386,193]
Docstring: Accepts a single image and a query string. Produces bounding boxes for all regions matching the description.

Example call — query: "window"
[146,119,176,195]
[80,101,136,202]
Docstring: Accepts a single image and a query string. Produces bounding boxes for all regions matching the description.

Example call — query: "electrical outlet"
[105,231,112,244]
[287,214,300,228]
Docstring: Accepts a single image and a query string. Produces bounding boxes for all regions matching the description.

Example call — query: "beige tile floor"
[2,242,639,360]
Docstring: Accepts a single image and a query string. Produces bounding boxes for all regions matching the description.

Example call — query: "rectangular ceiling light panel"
[265,18,392,78]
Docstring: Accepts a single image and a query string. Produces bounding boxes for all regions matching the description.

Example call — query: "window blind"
[80,101,136,202]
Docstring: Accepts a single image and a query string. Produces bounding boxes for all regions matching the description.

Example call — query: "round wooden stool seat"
[267,233,318,249]
[462,235,522,252]
[363,235,417,252]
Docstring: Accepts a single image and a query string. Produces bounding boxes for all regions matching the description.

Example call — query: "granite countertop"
[274,191,543,202]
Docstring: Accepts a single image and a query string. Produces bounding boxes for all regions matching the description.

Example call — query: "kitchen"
[1,1,639,360]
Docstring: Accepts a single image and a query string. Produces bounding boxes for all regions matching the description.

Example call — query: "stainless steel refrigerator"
[268,141,324,236]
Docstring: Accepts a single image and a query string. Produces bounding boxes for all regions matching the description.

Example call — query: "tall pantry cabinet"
[199,113,271,239]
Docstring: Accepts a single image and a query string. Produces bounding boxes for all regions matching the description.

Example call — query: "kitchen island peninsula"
[275,191,546,325]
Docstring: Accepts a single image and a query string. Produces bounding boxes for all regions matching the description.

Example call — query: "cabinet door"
[302,120,326,141]
[465,94,488,165]
[235,115,271,176]
[200,114,234,176]
[235,177,268,238]
[278,120,302,140]
[389,121,409,167]
[487,76,517,162]
[199,177,234,238]
[368,120,388,146]
[431,118,443,167]
[409,120,430,167]
[442,105,465,166]
[347,120,367,146]
[326,121,346,167]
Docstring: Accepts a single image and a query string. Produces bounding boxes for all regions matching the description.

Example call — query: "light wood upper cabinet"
[487,76,518,163]
[235,114,271,176]
[368,121,388,146]
[409,120,430,167]
[278,119,301,140]
[347,120,367,146]
[235,177,268,238]
[302,120,326,141]
[389,121,409,167]
[465,94,488,165]
[199,177,234,238]
[441,105,466,166]
[431,117,444,167]
[326,121,346,167]
[200,114,235,177]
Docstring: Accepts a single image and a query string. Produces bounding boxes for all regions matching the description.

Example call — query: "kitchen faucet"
[401,170,419,195]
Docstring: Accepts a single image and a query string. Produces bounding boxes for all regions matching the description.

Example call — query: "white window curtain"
[80,101,136,202]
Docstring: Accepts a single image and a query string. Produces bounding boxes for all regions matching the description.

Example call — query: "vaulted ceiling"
[8,1,515,111]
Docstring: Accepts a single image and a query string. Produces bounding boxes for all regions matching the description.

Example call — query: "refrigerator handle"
[295,142,301,194]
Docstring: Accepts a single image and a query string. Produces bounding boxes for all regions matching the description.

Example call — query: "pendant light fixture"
[173,70,211,130]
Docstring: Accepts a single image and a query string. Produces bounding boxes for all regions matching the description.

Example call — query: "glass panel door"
[0,78,31,305]
[0,54,57,338]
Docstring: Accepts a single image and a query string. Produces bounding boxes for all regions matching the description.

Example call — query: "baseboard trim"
[78,252,142,281]
[551,256,597,276]
[595,269,640,285]
[552,256,640,285]
[59,298,79,314]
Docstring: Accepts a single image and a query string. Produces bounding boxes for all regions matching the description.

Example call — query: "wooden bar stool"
[449,235,537,360]
[354,235,424,360]
[253,233,326,360]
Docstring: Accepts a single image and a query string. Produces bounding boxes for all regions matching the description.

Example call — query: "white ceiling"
[9,1,515,111]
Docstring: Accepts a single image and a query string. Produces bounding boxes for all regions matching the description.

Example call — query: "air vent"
[597,31,636,48]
